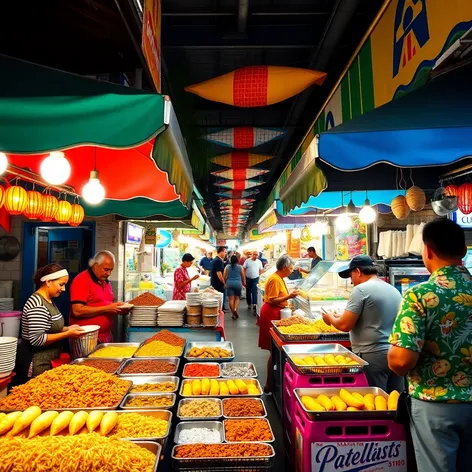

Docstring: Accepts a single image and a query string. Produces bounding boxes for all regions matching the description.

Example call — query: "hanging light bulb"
[335,208,352,231]
[292,227,301,238]
[82,170,105,205]
[40,151,71,185]
[312,220,328,236]
[346,198,356,214]
[359,198,377,224]
[0,152,8,175]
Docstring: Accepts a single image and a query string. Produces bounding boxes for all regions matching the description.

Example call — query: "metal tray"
[120,392,176,410]
[177,398,223,421]
[116,357,180,376]
[294,387,395,420]
[129,440,161,472]
[70,357,125,375]
[222,398,267,419]
[174,421,224,444]
[87,342,141,359]
[223,418,274,443]
[179,378,262,398]
[272,320,349,342]
[118,375,180,394]
[283,344,367,375]
[133,342,185,358]
[116,409,172,445]
[182,362,221,379]
[171,442,275,470]
[184,341,235,362]
[220,361,258,378]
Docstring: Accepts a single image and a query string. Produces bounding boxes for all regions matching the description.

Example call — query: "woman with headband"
[16,263,85,381]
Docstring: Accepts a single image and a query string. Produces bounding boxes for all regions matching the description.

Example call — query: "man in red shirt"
[69,250,125,343]
[173,253,199,300]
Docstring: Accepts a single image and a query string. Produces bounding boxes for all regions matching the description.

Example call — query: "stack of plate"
[158,300,186,327]
[0,298,14,312]
[0,336,17,378]
[186,292,202,305]
[128,306,159,326]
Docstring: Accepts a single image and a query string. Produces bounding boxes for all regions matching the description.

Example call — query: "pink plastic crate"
[293,400,408,472]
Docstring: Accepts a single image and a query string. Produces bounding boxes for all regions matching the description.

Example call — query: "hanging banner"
[334,216,368,261]
[286,231,300,259]
[144,223,157,245]
[156,229,172,248]
[142,0,162,92]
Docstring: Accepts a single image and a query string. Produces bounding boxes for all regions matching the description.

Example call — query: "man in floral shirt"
[388,219,472,472]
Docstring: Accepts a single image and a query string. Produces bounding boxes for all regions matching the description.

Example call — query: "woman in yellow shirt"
[258,255,299,392]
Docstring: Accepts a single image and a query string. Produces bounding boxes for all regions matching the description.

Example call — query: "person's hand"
[288,289,299,299]
[322,312,332,325]
[67,324,81,330]
[192,274,200,281]
[67,326,86,338]
[107,302,126,314]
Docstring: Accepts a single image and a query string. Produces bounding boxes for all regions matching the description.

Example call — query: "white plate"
[0,337,17,344]
[79,325,101,334]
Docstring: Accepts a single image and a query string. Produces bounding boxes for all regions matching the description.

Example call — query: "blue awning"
[319,63,472,171]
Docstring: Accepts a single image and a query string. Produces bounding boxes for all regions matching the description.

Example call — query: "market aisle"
[223,308,286,472]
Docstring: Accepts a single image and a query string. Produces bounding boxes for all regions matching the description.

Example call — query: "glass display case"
[385,259,430,295]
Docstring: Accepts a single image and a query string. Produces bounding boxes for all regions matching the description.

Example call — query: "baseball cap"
[182,253,195,262]
[337,255,375,279]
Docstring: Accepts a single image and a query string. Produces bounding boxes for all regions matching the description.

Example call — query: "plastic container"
[186,314,202,326]
[203,314,219,327]
[280,308,292,319]
[70,325,99,359]
[0,311,21,338]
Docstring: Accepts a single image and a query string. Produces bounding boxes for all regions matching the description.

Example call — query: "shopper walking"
[258,255,299,393]
[388,219,472,472]
[199,251,213,275]
[224,255,246,320]
[243,251,263,313]
[322,255,403,392]
[173,253,199,300]
[211,246,227,308]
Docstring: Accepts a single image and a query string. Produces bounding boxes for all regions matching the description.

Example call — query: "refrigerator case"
[385,260,430,295]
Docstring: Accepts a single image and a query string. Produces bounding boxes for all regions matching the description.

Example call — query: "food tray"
[220,362,258,378]
[283,344,367,375]
[177,398,223,421]
[120,392,176,410]
[133,343,185,358]
[116,357,180,376]
[223,418,275,443]
[222,398,267,419]
[184,341,235,362]
[118,375,180,393]
[182,362,221,379]
[174,421,224,444]
[70,357,124,374]
[129,440,161,472]
[272,321,349,342]
[117,410,172,445]
[294,387,394,420]
[171,442,276,471]
[179,379,262,398]
[87,343,141,359]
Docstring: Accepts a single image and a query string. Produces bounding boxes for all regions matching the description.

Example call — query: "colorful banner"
[142,0,161,92]
[334,216,368,261]
[286,231,301,259]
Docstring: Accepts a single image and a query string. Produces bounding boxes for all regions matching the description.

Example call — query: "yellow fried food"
[316,394,335,411]
[292,356,307,365]
[50,411,74,436]
[89,346,137,358]
[135,340,183,357]
[247,384,260,395]
[187,346,232,358]
[331,396,347,411]
[100,412,118,436]
[192,380,201,396]
[374,396,387,411]
[324,354,338,366]
[314,356,327,366]
[29,411,58,438]
[183,384,192,396]
[69,411,88,436]
[363,393,375,411]
[0,412,22,436]
[235,379,248,395]
[201,379,210,395]
[347,407,359,411]
[340,389,365,409]
[334,355,347,364]
[388,390,400,411]
[227,380,239,395]
[10,406,42,437]
[87,411,104,433]
[352,392,366,403]
[219,381,229,395]
[210,379,219,396]
[301,396,325,411]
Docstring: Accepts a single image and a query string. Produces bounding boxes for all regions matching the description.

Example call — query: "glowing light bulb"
[82,170,105,205]
[0,152,8,175]
[40,152,71,185]
[359,199,377,224]
[335,213,352,231]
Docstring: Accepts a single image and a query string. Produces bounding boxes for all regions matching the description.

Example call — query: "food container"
[120,392,176,410]
[186,305,202,315]
[70,325,100,359]
[222,398,267,419]
[118,375,180,393]
[117,410,172,445]
[179,378,262,398]
[283,344,368,375]
[71,357,124,375]
[202,307,219,316]
[128,441,162,472]
[116,357,180,376]
[294,387,394,421]
[182,362,221,379]
[184,342,235,362]
[272,320,349,342]
[177,398,223,421]
[223,418,275,443]
[220,362,257,378]
[174,421,224,444]
[185,314,202,326]
[87,343,141,359]
[202,314,219,327]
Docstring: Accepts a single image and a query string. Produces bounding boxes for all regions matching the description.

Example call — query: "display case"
[385,259,430,295]
[464,247,472,271]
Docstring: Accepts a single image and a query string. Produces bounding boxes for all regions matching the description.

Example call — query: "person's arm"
[258,260,263,276]
[323,287,365,332]
[265,278,298,304]
[217,271,225,286]
[224,266,229,282]
[175,268,196,289]
[241,267,246,287]
[268,290,298,305]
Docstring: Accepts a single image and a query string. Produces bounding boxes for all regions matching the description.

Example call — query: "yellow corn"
[314,356,327,366]
[210,379,220,395]
[331,395,347,411]
[339,389,365,409]
[303,356,315,365]
[364,394,375,411]
[227,380,239,395]
[388,390,400,411]
[316,394,335,411]
[324,354,338,366]
[334,355,347,364]
[375,395,387,411]
[301,396,325,411]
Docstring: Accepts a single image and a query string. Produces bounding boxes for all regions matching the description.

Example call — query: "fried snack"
[121,360,176,374]
[223,399,265,417]
[278,321,341,334]
[142,329,186,347]
[89,346,137,358]
[109,413,168,439]
[174,443,272,458]
[75,359,121,373]
[187,346,233,358]
[178,400,221,418]
[131,382,176,393]
[125,396,173,408]
[224,419,273,442]
[274,316,311,327]
[129,292,166,307]
[134,341,183,357]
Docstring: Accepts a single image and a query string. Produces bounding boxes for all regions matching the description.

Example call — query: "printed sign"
[155,230,172,248]
[144,224,157,245]
[142,0,161,92]
[334,216,368,261]
[312,441,407,472]
[287,231,301,258]
[452,210,472,229]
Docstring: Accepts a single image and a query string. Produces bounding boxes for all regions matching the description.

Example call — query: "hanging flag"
[212,152,272,169]
[204,128,285,149]
[217,189,259,198]
[215,180,263,190]
[218,198,255,206]
[212,168,269,180]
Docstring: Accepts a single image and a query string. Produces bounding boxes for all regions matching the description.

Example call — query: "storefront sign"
[144,224,157,245]
[287,231,301,258]
[334,216,368,261]
[142,0,161,92]
[452,210,472,228]
[155,230,172,248]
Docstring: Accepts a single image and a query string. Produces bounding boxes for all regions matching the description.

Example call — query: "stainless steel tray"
[283,344,367,375]
[177,398,223,421]
[116,409,172,445]
[174,421,224,444]
[184,341,235,362]
[133,342,185,358]
[120,392,176,410]
[294,387,395,420]
[118,375,180,394]
[182,362,221,379]
[179,378,262,398]
[222,398,267,419]
[272,320,349,342]
[70,357,124,375]
[116,357,180,376]
[129,440,161,472]
[87,342,141,359]
[220,362,257,378]
[223,418,274,443]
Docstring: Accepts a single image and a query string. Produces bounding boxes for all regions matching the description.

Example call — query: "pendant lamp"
[82,148,105,205]
[24,190,44,219]
[41,194,59,222]
[69,203,85,226]
[458,183,472,215]
[0,152,7,175]
[40,151,71,185]
[359,191,377,224]
[56,199,73,224]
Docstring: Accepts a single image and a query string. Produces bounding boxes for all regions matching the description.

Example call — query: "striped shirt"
[22,294,62,347]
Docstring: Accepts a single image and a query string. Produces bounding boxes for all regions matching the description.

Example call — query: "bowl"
[79,325,101,334]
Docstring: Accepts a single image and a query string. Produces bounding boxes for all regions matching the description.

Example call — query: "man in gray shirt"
[322,255,403,392]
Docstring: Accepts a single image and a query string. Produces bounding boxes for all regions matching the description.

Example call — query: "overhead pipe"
[238,0,249,34]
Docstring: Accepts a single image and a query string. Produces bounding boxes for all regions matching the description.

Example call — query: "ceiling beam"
[163,44,315,49]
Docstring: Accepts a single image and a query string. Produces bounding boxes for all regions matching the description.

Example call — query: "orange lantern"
[41,194,59,222]
[24,190,44,219]
[56,200,73,224]
[458,183,472,215]
[445,185,459,197]
[4,185,28,215]
[0,185,4,209]
[69,203,85,226]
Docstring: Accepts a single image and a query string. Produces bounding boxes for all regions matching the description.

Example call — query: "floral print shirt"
[389,265,472,402]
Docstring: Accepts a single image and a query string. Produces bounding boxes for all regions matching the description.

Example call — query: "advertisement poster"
[334,216,367,261]
[287,231,301,259]
[142,0,161,92]
[156,230,172,248]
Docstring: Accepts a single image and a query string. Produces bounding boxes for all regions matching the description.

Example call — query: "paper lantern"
[391,195,410,220]
[406,186,426,211]
[205,128,285,149]
[185,66,326,107]
[444,185,459,197]
[0,185,4,209]
[458,183,472,215]
[41,194,59,222]
[215,180,263,190]
[212,168,269,180]
[56,200,73,224]
[4,185,28,215]
[69,203,85,226]
[24,190,44,219]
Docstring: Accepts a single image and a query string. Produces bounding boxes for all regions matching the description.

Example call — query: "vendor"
[199,251,213,275]
[17,264,85,382]
[173,253,199,300]
[322,255,403,392]
[70,251,125,343]
[258,254,299,393]
[295,246,322,274]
